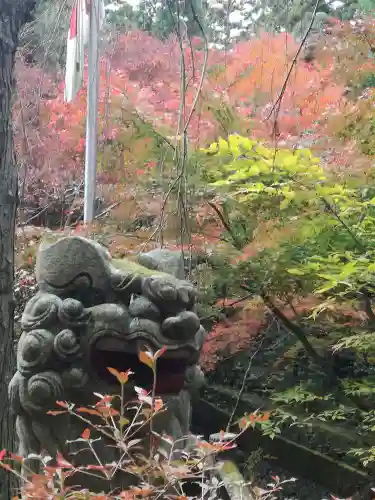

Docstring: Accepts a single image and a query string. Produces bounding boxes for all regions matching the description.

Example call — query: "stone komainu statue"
[9,236,207,491]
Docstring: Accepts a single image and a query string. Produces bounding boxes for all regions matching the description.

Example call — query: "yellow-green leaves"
[200,134,323,211]
[201,135,256,158]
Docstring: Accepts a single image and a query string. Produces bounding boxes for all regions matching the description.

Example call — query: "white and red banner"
[64,0,105,103]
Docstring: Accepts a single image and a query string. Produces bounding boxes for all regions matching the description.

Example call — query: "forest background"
[12,0,375,496]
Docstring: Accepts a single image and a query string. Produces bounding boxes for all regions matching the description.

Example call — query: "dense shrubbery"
[195,134,375,481]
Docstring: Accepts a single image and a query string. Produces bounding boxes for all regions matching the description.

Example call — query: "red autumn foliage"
[200,306,265,371]
[217,32,344,139]
[14,29,347,208]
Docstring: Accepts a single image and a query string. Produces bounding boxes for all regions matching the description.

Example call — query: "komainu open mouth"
[90,339,189,394]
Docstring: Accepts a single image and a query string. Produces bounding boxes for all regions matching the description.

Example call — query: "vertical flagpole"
[84,0,100,223]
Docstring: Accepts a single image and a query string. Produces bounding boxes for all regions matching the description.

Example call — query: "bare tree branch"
[265,0,322,122]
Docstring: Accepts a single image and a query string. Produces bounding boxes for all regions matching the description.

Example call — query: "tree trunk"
[0,1,35,497]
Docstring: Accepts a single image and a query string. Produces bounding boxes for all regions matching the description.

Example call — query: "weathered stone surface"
[137,248,185,279]
[10,236,207,493]
[138,249,202,281]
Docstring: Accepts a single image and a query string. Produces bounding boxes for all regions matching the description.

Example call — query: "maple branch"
[257,290,328,370]
[208,200,243,250]
[321,197,367,253]
[265,0,322,122]
[242,285,370,411]
[200,293,253,322]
